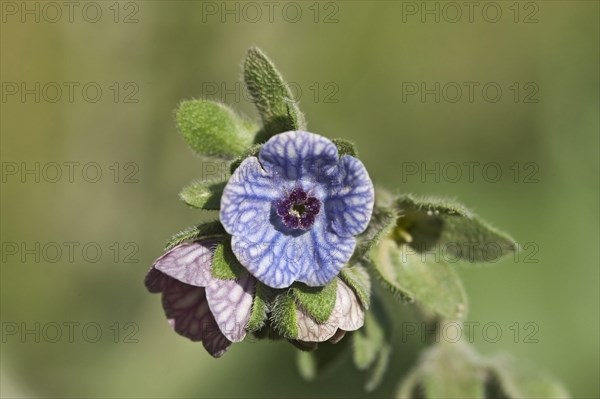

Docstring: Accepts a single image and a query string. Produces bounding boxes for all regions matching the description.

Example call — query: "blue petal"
[220,157,280,236]
[325,155,374,237]
[231,214,356,288]
[259,131,339,182]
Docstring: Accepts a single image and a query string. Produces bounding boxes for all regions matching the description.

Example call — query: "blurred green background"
[1,1,598,397]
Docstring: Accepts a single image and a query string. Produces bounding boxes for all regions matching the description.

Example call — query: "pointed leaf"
[372,238,468,320]
[175,99,255,158]
[292,279,338,323]
[243,47,306,141]
[395,195,517,263]
[179,179,227,209]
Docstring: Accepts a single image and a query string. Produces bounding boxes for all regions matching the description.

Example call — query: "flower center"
[275,187,321,230]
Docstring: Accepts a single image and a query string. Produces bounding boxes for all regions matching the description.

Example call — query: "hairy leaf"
[165,221,226,250]
[243,47,306,142]
[175,99,255,159]
[395,195,517,263]
[372,238,468,321]
[179,179,226,209]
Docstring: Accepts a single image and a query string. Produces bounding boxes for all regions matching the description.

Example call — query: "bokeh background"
[1,1,598,397]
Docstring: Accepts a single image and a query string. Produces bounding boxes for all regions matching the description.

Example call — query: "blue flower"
[220,131,374,288]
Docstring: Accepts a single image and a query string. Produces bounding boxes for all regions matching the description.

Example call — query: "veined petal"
[335,279,365,331]
[294,278,364,342]
[326,155,374,237]
[259,131,339,181]
[231,216,355,289]
[295,304,339,342]
[205,275,255,342]
[153,241,217,287]
[160,276,232,357]
[220,157,279,236]
[145,266,175,293]
[231,228,301,289]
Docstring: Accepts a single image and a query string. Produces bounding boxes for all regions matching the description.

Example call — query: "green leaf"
[332,138,358,157]
[486,355,570,398]
[352,295,391,370]
[397,342,570,399]
[243,47,306,142]
[353,206,397,261]
[291,279,337,323]
[365,343,392,392]
[397,341,486,399]
[210,239,248,280]
[175,99,255,159]
[165,221,226,250]
[372,238,468,321]
[340,264,371,309]
[247,282,272,332]
[271,291,298,339]
[229,144,262,174]
[179,179,226,210]
[394,195,517,263]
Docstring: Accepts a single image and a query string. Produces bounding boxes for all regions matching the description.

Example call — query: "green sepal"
[175,99,255,159]
[394,194,517,263]
[243,47,306,142]
[353,206,397,262]
[372,238,468,321]
[291,279,338,323]
[210,239,248,280]
[246,282,272,332]
[339,264,371,309]
[271,290,299,339]
[332,138,358,157]
[165,221,226,250]
[179,179,227,210]
[229,144,262,174]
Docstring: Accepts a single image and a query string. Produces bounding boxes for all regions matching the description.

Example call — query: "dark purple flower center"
[275,187,321,230]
